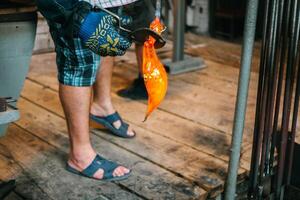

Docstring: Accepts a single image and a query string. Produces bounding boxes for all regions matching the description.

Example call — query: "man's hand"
[79,11,132,56]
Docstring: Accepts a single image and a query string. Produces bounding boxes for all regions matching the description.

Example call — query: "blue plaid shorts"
[54,36,101,87]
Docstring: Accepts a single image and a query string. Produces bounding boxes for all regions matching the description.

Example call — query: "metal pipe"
[262,0,285,177]
[269,0,292,177]
[259,0,278,182]
[286,55,300,184]
[155,0,161,18]
[224,0,259,199]
[172,0,185,62]
[248,0,271,197]
[283,0,300,184]
[275,0,299,197]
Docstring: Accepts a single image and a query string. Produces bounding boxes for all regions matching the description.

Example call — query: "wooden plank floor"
[2,34,296,199]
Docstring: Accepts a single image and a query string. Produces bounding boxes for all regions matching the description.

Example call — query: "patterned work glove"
[79,11,132,56]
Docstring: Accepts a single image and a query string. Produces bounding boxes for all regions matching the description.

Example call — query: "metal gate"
[248,0,300,198]
[224,0,300,199]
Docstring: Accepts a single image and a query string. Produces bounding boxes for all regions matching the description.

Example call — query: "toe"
[113,167,124,177]
[127,126,136,137]
[120,166,130,174]
[113,166,130,177]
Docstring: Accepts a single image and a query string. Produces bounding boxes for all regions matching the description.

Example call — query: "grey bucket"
[0,11,37,136]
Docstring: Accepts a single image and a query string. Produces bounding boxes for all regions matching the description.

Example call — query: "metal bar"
[259,0,278,184]
[172,0,185,62]
[248,0,271,197]
[286,54,300,185]
[253,0,277,197]
[269,0,292,177]
[263,0,285,177]
[163,0,169,30]
[224,0,259,199]
[275,0,299,197]
[284,1,300,185]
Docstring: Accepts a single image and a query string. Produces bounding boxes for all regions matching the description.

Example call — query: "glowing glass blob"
[143,17,168,121]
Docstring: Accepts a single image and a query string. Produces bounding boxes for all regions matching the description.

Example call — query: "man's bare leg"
[90,57,135,136]
[59,84,129,178]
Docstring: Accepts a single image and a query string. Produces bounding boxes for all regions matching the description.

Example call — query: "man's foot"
[90,103,135,137]
[67,149,130,180]
[117,77,148,100]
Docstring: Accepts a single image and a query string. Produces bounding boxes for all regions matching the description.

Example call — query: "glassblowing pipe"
[155,0,161,18]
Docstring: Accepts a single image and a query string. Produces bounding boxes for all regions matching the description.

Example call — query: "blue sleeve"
[35,0,92,37]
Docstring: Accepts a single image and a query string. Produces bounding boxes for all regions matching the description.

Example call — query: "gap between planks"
[0,124,145,200]
[26,54,254,168]
[21,78,248,197]
[22,78,251,169]
[12,99,207,199]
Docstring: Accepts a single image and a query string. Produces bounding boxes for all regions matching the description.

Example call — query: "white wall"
[186,0,210,34]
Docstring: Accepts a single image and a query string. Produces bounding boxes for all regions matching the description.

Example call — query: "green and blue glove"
[79,11,132,56]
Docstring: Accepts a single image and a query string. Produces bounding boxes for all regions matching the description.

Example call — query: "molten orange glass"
[143,17,168,121]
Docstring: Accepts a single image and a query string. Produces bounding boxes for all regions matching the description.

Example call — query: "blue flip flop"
[66,154,131,181]
[90,112,136,138]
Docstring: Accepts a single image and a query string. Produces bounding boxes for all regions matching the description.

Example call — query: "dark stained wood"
[20,79,245,197]
[0,6,36,15]
[21,76,251,169]
[110,59,257,142]
[25,54,252,159]
[1,125,141,200]
[4,191,24,200]
[183,33,261,73]
[14,98,207,199]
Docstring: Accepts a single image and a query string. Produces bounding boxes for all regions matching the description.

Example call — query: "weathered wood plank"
[171,60,259,99]
[0,144,56,200]
[28,52,257,137]
[26,52,252,176]
[0,144,20,181]
[0,7,37,15]
[13,174,57,200]
[110,60,257,142]
[22,76,251,169]
[25,48,258,197]
[15,98,206,199]
[183,33,261,73]
[4,191,24,200]
[28,50,258,99]
[119,49,259,88]
[27,52,255,154]
[1,125,139,200]
[20,78,246,198]
[101,53,257,144]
